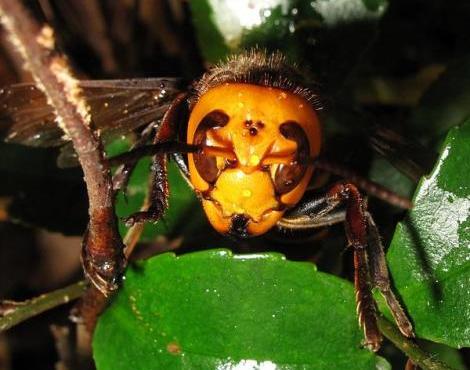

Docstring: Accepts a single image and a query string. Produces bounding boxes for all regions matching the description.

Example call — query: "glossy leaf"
[94,250,386,370]
[189,0,387,91]
[420,341,466,370]
[387,120,470,348]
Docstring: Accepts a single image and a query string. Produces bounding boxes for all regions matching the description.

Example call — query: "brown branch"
[0,0,125,297]
[74,208,148,333]
[50,325,73,370]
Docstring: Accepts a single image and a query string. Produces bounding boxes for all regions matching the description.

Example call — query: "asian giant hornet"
[0,49,415,351]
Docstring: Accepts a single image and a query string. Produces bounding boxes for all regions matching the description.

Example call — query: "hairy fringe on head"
[189,49,322,110]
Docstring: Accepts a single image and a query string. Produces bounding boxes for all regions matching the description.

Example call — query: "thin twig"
[0,216,153,335]
[377,316,456,370]
[50,325,72,370]
[0,0,125,297]
[0,282,86,332]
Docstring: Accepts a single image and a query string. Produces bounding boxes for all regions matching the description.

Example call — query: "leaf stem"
[0,281,87,332]
[377,316,456,370]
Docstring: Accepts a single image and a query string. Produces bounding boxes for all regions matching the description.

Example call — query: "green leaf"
[94,250,386,370]
[186,0,230,63]
[361,0,387,12]
[189,0,295,62]
[189,0,387,91]
[419,341,467,370]
[387,120,470,348]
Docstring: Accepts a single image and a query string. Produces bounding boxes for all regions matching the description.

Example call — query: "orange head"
[187,82,321,237]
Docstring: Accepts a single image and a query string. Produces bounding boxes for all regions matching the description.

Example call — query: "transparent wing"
[368,126,435,182]
[328,103,434,182]
[0,78,183,148]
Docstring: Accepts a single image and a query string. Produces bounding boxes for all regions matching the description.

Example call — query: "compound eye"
[193,110,229,184]
[273,121,310,194]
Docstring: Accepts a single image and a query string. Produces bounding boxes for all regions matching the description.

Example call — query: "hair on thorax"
[190,49,322,110]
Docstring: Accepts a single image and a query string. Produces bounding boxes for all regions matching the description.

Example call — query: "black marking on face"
[229,214,250,238]
[244,119,264,137]
[273,121,310,195]
[193,110,229,184]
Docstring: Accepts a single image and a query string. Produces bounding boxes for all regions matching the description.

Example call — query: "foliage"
[0,0,468,369]
[94,250,386,370]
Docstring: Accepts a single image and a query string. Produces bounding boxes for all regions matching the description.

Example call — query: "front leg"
[280,182,417,349]
[122,93,189,226]
[112,120,159,193]
[366,213,414,338]
[124,153,169,226]
[327,183,382,351]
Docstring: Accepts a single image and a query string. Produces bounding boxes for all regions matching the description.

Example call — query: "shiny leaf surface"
[189,0,387,91]
[94,250,386,370]
[387,120,470,348]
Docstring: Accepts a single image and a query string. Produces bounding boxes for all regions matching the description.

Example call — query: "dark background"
[0,0,468,369]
